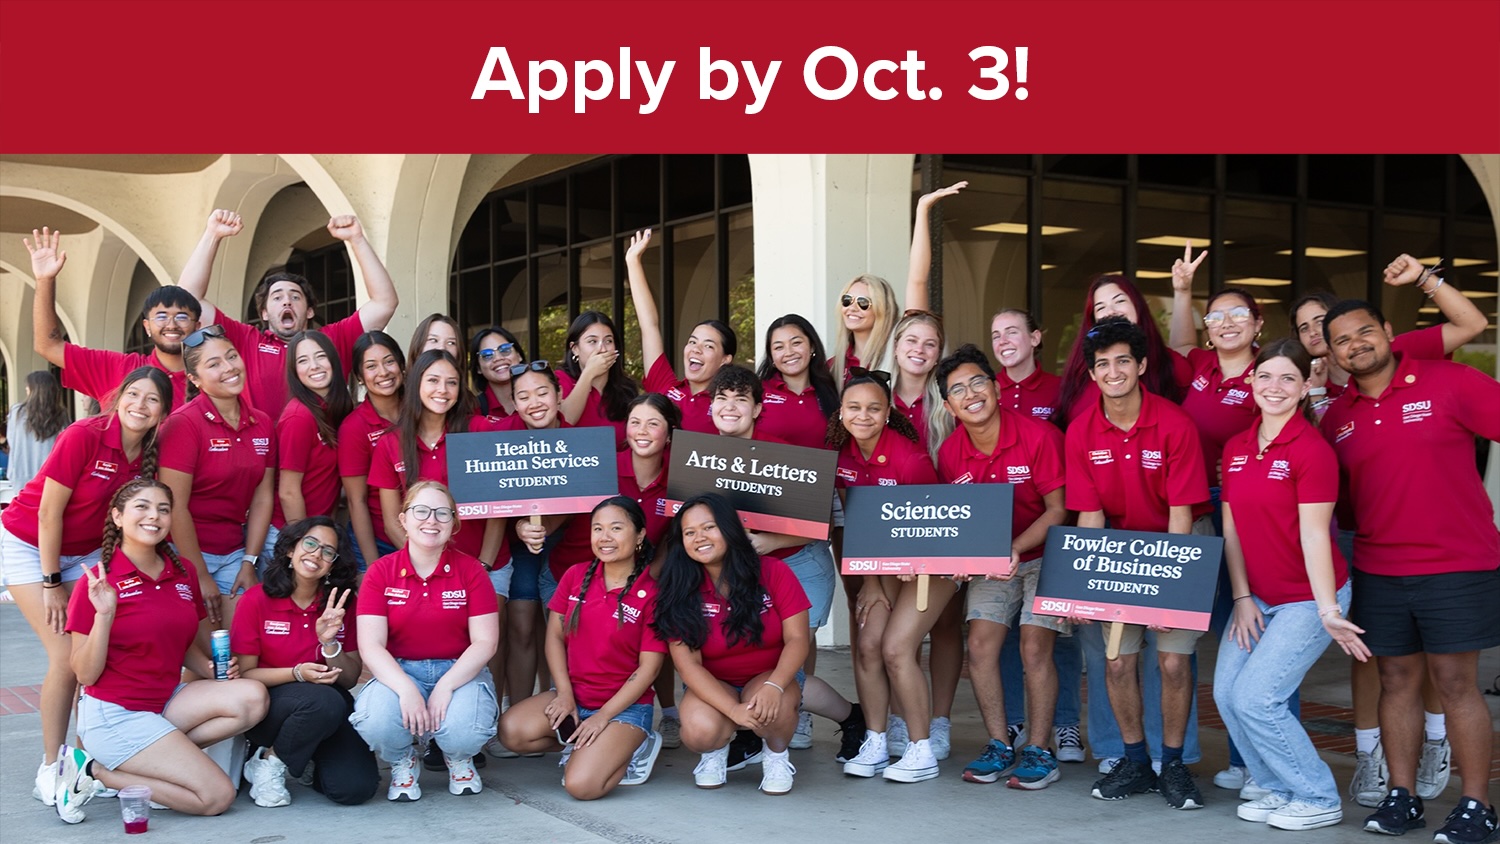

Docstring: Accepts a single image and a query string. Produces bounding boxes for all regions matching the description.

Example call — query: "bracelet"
[292,664,306,683]
[762,681,785,694]
[320,640,343,660]
[242,555,259,567]
[1422,277,1445,298]
[1233,595,1252,603]
[41,582,62,590]
[1317,606,1342,619]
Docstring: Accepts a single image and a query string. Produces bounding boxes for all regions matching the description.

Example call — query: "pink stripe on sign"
[460,495,613,519]
[1029,597,1211,632]
[842,557,1014,577]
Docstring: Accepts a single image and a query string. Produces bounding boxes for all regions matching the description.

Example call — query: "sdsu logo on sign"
[1038,599,1073,614]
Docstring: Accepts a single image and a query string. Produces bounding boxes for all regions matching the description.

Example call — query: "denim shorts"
[538,564,559,607]
[577,702,654,734]
[488,563,514,600]
[261,524,282,568]
[201,548,248,595]
[781,541,836,629]
[509,542,544,602]
[692,668,807,697]
[0,524,98,587]
[77,684,186,770]
[345,523,398,574]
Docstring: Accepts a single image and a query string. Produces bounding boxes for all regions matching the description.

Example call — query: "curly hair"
[566,497,653,636]
[261,516,359,604]
[651,494,767,652]
[825,370,922,451]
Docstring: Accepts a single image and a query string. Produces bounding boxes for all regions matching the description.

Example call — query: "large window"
[451,155,754,378]
[929,155,1497,372]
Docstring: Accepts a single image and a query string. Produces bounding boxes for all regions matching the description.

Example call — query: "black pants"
[244,682,379,805]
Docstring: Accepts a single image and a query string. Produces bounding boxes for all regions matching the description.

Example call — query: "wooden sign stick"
[916,574,930,612]
[1105,621,1125,661]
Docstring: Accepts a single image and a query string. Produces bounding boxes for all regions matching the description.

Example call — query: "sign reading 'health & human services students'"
[665,431,837,539]
[1032,526,1222,630]
[445,427,618,519]
[841,484,1014,577]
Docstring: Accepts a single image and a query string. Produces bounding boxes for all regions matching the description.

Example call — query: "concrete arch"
[0,185,171,285]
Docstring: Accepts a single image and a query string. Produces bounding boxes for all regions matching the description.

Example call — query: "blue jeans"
[346,523,397,573]
[349,661,497,762]
[1213,582,1350,808]
[781,541,837,629]
[1079,623,1201,763]
[1001,629,1082,727]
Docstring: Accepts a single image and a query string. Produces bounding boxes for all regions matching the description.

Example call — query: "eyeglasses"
[151,312,196,326]
[509,360,550,377]
[298,535,339,563]
[1203,306,1254,327]
[182,324,226,348]
[841,294,872,311]
[848,366,892,386]
[478,343,517,360]
[405,504,456,523]
[945,375,993,400]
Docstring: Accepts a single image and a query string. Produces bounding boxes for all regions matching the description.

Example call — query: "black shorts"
[1350,567,1500,657]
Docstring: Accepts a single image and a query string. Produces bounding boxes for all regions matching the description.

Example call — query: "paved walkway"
[1,605,1495,843]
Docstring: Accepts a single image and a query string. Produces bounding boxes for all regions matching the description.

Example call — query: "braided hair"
[566,497,654,635]
[100,478,185,576]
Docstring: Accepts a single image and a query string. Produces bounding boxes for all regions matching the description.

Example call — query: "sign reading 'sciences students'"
[665,431,837,539]
[1032,526,1222,630]
[841,484,1014,577]
[446,427,618,519]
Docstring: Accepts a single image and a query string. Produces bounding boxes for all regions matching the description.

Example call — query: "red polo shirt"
[893,391,931,453]
[937,408,1065,562]
[996,368,1063,422]
[477,384,513,424]
[1065,390,1211,532]
[835,427,938,489]
[61,344,189,408]
[3,415,145,554]
[338,399,395,544]
[1325,325,1446,401]
[1063,352,1194,425]
[272,401,341,527]
[357,546,498,661]
[368,431,493,562]
[549,450,671,580]
[643,356,716,435]
[757,374,832,451]
[213,314,363,416]
[1180,347,1257,486]
[841,347,860,384]
[558,369,629,450]
[682,556,811,687]
[66,550,205,712]
[546,565,666,709]
[158,394,275,555]
[1222,414,1347,605]
[1320,355,1500,576]
[231,584,360,668]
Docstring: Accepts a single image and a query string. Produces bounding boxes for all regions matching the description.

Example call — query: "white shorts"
[0,523,99,587]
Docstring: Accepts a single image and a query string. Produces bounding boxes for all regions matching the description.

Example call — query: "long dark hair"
[261,516,359,604]
[566,497,653,635]
[651,493,766,651]
[469,326,526,416]
[106,367,173,479]
[626,391,682,434]
[562,312,638,422]
[407,314,463,368]
[100,478,186,576]
[1055,274,1183,425]
[396,351,473,486]
[285,330,353,446]
[351,330,405,401]
[21,371,67,441]
[756,314,840,418]
[825,368,920,451]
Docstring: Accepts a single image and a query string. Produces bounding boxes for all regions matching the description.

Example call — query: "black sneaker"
[1091,757,1158,801]
[726,730,763,772]
[423,741,445,772]
[1433,798,1499,844]
[835,703,866,763]
[1364,787,1426,835]
[1157,759,1204,810]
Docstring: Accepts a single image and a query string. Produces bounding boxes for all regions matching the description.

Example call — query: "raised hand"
[916,180,968,209]
[24,228,66,280]
[79,562,117,617]
[205,209,243,240]
[1382,253,1428,287]
[327,215,365,242]
[315,587,350,645]
[1171,240,1208,293]
[625,229,652,263]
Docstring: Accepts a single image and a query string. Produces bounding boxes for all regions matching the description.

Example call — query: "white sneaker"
[759,748,796,795]
[1350,744,1389,808]
[1239,776,1271,801]
[842,732,890,778]
[34,758,57,806]
[887,714,909,756]
[790,711,813,750]
[1054,725,1086,763]
[387,746,422,802]
[882,739,940,783]
[930,717,952,761]
[1097,756,1123,775]
[484,738,521,759]
[1007,722,1028,749]
[444,754,482,795]
[694,745,730,789]
[1236,792,1291,822]
[1416,737,1451,800]
[244,754,292,808]
[620,730,663,786]
[54,744,100,824]
[1214,764,1247,790]
[1266,800,1342,831]
[659,715,682,749]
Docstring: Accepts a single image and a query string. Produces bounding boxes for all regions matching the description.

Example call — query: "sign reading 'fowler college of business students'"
[445,427,618,518]
[1032,526,1222,630]
[842,484,1015,577]
[665,431,837,539]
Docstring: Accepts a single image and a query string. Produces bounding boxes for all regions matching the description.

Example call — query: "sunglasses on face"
[1203,306,1254,327]
[298,535,339,563]
[405,504,456,523]
[509,360,550,378]
[841,294,872,311]
[182,324,226,348]
[478,343,517,360]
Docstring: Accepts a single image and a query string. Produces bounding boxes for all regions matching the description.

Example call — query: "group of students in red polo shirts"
[5,206,1498,842]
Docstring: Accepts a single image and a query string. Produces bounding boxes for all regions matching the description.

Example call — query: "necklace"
[1255,426,1275,460]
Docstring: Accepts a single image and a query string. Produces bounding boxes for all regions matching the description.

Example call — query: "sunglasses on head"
[509,360,550,378]
[478,343,517,360]
[841,294,872,311]
[182,324,226,348]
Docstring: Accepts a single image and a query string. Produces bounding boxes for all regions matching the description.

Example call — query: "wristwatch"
[41,572,63,587]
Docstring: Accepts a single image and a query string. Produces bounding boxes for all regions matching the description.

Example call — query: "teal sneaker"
[55,744,99,824]
[1008,745,1060,790]
[962,739,1017,784]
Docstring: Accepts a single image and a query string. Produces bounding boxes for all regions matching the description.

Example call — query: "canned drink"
[211,630,231,681]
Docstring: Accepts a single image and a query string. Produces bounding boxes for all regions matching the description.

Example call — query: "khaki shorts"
[1116,624,1203,655]
[965,559,1070,634]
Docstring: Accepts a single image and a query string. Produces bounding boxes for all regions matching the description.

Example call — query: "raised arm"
[625,230,666,372]
[1384,254,1487,353]
[906,182,967,311]
[1168,241,1208,355]
[178,210,245,325]
[328,216,398,331]
[25,228,68,367]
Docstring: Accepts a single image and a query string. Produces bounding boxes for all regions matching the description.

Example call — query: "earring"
[1205,338,1215,350]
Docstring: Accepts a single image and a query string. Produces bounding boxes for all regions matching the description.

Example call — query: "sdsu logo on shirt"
[175,583,196,602]
[1223,388,1251,406]
[1401,400,1433,424]
[618,602,643,624]
[208,437,233,453]
[252,437,271,456]
[1267,459,1291,481]
[877,478,897,486]
[441,589,467,610]
[1005,464,1032,483]
[1140,449,1164,470]
[1030,406,1054,419]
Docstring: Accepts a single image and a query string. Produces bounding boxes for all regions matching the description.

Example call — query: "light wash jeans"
[1079,624,1202,764]
[782,540,837,628]
[350,661,497,762]
[1213,581,1350,809]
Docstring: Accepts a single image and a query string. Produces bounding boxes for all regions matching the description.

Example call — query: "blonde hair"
[889,310,952,461]
[833,274,899,383]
